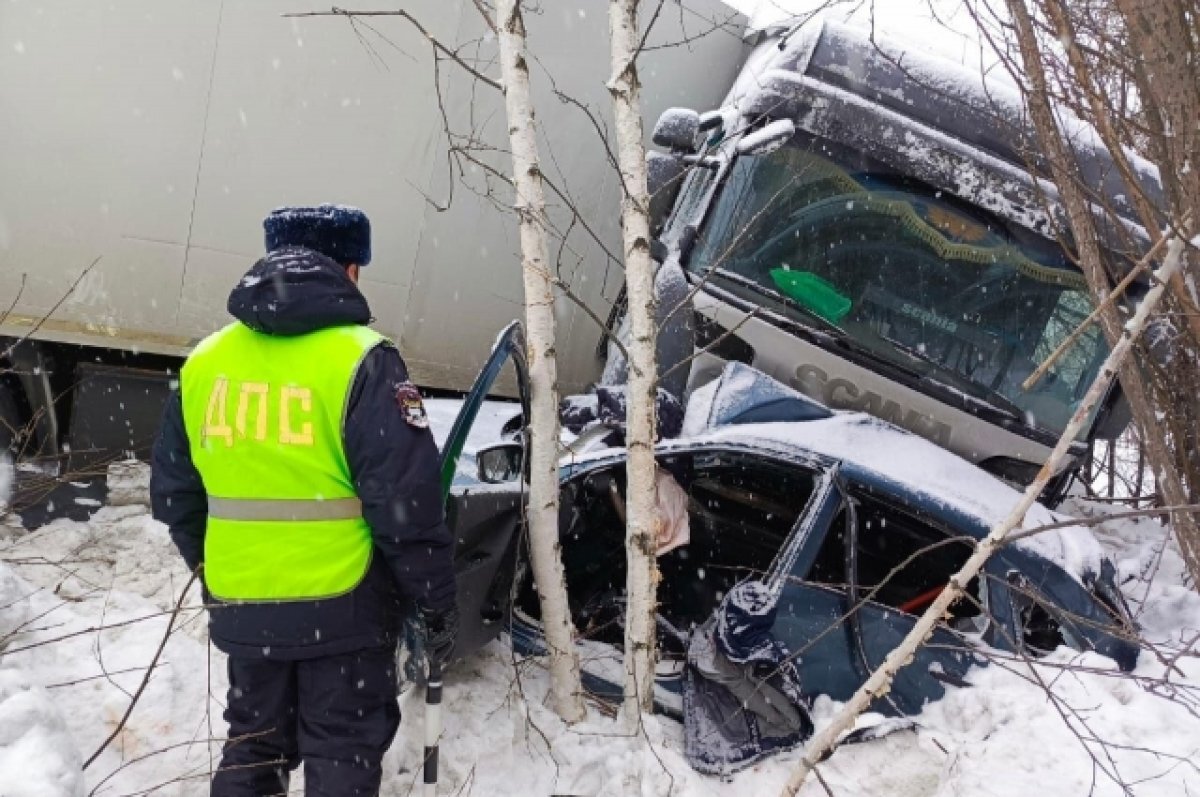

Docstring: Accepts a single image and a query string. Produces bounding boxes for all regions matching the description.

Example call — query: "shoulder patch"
[395,381,429,429]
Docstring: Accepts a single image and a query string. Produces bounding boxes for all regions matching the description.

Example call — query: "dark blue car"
[438,326,1139,774]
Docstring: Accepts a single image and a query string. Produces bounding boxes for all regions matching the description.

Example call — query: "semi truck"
[2,4,1151,506]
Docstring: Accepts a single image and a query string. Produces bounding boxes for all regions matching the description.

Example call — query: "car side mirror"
[476,442,524,484]
[652,107,700,152]
[735,119,796,157]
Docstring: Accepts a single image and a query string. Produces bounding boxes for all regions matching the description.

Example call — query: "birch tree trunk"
[496,0,585,725]
[779,235,1189,796]
[607,0,660,723]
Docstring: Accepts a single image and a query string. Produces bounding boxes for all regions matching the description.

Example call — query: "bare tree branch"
[283,7,502,91]
[82,569,199,770]
[0,257,100,364]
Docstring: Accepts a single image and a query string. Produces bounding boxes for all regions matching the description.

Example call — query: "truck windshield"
[687,142,1108,435]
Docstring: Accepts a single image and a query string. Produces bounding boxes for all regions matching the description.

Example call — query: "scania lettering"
[792,364,953,448]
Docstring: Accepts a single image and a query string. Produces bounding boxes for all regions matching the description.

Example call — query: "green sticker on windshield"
[769,269,853,325]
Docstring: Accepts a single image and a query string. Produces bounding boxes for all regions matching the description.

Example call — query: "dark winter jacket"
[150,246,456,660]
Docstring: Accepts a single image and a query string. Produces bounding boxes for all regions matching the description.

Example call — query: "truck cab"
[638,20,1156,500]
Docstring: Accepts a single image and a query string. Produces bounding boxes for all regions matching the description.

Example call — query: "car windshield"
[687,141,1109,435]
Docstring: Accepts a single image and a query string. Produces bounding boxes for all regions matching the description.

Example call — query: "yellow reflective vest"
[180,322,386,601]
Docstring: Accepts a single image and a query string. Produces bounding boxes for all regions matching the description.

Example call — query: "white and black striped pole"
[423,661,443,797]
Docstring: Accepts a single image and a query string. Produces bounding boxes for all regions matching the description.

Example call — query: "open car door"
[438,321,529,658]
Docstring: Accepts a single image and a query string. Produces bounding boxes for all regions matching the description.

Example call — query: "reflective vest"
[180,322,386,601]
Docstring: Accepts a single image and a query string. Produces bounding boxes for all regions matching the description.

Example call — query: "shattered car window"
[995,556,1139,670]
[805,490,981,620]
[516,450,819,648]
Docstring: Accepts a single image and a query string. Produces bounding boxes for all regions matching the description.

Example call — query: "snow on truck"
[632,18,1160,501]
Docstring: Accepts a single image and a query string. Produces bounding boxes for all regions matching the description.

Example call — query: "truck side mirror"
[476,442,524,484]
[650,238,670,264]
[735,119,796,157]
[698,109,725,134]
[652,107,700,152]
[1090,384,1132,441]
[647,151,687,236]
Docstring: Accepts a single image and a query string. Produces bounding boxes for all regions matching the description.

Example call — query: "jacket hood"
[227,246,372,336]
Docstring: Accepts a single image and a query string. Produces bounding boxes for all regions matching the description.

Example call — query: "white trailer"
[0,0,746,463]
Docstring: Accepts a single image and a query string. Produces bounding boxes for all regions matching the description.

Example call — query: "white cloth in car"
[654,468,691,556]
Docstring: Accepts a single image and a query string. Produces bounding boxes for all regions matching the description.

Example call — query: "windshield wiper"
[708,270,926,379]
[713,270,846,337]
[880,335,1027,423]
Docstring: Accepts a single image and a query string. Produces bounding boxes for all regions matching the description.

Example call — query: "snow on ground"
[1,451,1198,795]
[0,491,217,797]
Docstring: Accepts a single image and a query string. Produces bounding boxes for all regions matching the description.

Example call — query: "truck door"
[438,321,529,658]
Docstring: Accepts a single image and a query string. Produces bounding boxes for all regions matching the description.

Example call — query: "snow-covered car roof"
[677,363,1104,580]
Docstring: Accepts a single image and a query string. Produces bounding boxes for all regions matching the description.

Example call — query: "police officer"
[151,205,458,796]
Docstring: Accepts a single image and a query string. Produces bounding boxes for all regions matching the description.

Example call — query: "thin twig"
[0,257,100,363]
[82,570,198,770]
[468,0,497,34]
[659,307,760,383]
[1004,503,1200,544]
[283,7,502,91]
[45,664,162,690]
[0,273,27,329]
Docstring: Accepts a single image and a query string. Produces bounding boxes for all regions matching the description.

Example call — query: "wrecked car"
[437,324,1139,774]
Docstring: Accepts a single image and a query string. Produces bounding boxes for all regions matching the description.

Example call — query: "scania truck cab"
[641,20,1157,499]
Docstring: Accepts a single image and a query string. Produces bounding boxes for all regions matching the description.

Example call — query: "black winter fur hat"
[263,204,371,266]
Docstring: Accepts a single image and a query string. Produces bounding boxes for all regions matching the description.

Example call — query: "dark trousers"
[212,647,400,797]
